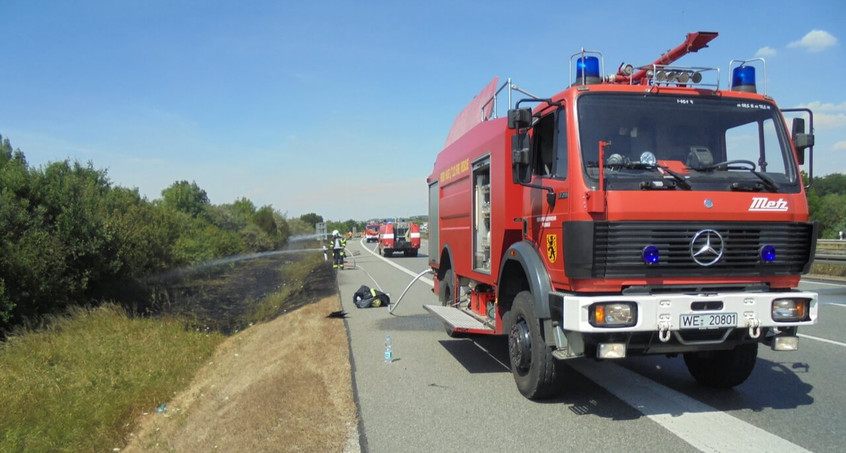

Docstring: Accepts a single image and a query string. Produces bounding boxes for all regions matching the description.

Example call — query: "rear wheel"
[505,291,563,399]
[683,342,758,388]
[438,269,462,338]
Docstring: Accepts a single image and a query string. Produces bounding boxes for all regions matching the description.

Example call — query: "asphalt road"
[337,238,846,453]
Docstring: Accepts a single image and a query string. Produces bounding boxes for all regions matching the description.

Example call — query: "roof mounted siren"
[729,58,767,94]
[570,49,604,86]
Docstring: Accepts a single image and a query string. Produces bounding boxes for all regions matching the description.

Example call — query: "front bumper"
[554,289,818,356]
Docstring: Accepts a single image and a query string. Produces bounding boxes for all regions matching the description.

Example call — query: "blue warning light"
[642,245,660,265]
[576,56,601,81]
[732,65,757,93]
[760,245,776,263]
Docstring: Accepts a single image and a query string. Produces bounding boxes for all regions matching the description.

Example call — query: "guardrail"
[815,239,846,264]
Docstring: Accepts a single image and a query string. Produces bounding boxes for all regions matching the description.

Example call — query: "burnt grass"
[139,250,337,335]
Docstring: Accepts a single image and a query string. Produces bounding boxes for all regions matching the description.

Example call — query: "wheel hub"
[509,319,532,370]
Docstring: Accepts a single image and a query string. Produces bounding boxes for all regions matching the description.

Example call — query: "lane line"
[827,302,846,308]
[800,279,846,288]
[797,333,846,348]
[568,360,811,453]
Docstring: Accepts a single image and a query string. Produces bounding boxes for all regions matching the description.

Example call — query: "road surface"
[337,238,845,452]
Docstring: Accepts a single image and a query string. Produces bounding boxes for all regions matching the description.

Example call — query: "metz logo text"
[748,197,788,212]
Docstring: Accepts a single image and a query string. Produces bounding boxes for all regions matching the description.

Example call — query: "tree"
[816,193,846,238]
[299,212,323,228]
[253,206,278,240]
[812,173,846,197]
[160,180,210,217]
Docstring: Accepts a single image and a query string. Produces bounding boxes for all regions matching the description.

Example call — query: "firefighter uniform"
[330,231,347,269]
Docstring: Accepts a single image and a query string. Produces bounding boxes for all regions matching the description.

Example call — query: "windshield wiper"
[747,170,779,192]
[611,161,692,190]
[691,159,779,192]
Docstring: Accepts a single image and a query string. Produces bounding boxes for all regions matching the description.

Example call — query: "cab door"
[527,108,569,285]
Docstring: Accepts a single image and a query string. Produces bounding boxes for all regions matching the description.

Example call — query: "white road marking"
[568,360,811,453]
[797,333,846,348]
[800,279,846,288]
[827,302,846,308]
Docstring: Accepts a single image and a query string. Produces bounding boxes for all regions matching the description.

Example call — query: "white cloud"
[756,46,777,57]
[812,112,846,131]
[796,101,846,112]
[787,30,838,52]
[833,141,846,151]
[794,101,846,131]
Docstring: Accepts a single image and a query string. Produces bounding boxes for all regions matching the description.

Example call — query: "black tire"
[438,269,462,338]
[408,249,419,257]
[505,291,563,399]
[683,342,758,388]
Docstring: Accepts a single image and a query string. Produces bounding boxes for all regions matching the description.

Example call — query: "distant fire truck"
[424,32,819,399]
[378,220,421,257]
[365,223,380,242]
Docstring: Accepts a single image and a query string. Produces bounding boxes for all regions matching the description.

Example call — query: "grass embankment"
[0,305,224,452]
[0,250,337,452]
[123,293,354,452]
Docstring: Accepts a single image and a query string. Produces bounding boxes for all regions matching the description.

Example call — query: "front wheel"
[683,342,758,388]
[505,291,563,399]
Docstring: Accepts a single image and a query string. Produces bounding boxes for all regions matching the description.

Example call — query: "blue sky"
[1,1,843,221]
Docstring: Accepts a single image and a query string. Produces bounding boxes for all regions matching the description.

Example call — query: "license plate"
[680,312,737,329]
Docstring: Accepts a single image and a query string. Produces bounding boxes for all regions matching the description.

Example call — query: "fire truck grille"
[586,221,815,279]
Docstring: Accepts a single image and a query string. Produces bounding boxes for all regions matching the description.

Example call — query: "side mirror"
[507,108,532,130]
[792,118,814,165]
[511,133,532,184]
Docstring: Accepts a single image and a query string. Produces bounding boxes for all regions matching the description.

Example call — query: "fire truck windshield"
[577,94,800,193]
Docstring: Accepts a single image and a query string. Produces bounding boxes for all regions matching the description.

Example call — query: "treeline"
[0,135,307,332]
[807,172,846,238]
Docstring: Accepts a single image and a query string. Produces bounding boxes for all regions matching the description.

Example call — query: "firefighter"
[329,230,347,269]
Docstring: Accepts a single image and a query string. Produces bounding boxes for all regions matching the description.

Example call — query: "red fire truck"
[365,223,380,242]
[378,220,421,257]
[424,32,819,399]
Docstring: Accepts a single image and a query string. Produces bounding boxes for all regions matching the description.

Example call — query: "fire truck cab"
[425,32,819,399]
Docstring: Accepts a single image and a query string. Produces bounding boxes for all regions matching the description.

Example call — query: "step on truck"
[378,220,421,257]
[424,31,819,399]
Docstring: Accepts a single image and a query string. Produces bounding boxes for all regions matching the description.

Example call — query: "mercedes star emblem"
[690,229,724,266]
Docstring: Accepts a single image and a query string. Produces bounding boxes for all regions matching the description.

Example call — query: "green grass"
[0,305,224,452]
[810,262,846,278]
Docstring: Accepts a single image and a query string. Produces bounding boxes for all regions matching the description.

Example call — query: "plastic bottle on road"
[384,334,393,363]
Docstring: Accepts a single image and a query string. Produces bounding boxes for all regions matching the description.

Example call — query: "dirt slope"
[123,294,359,452]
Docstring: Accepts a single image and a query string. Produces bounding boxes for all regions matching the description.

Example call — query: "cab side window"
[557,109,568,179]
[532,113,555,176]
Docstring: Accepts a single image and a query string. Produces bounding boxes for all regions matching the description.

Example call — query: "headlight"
[590,302,636,327]
[772,298,810,322]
